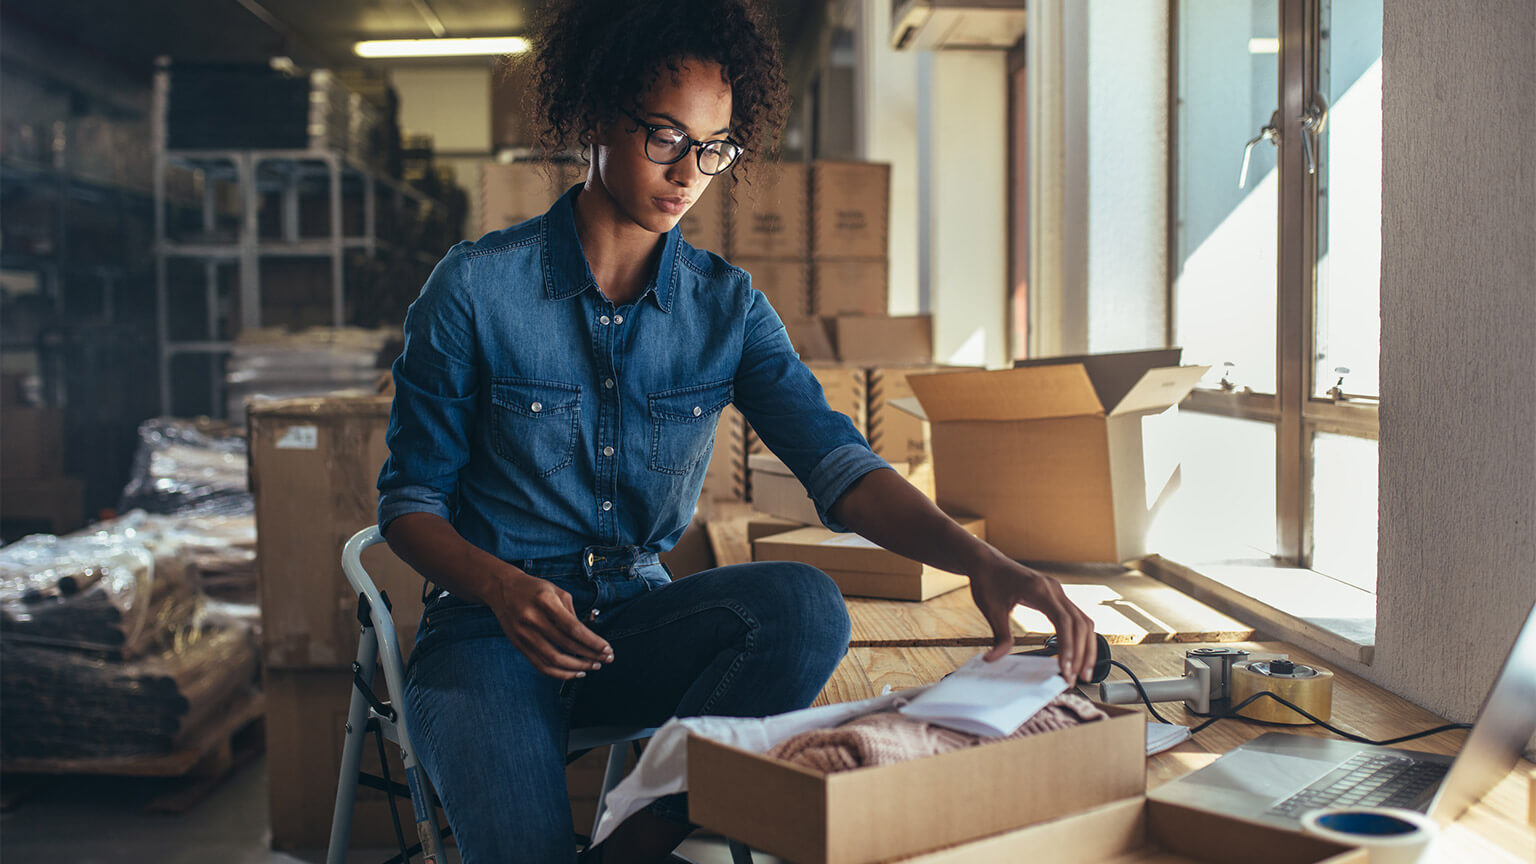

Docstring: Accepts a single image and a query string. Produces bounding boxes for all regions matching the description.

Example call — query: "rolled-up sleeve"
[377,243,480,534]
[732,283,892,532]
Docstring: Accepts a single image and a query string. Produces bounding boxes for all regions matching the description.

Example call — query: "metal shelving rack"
[150,64,440,417]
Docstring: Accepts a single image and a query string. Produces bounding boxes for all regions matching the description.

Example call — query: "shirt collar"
[543,183,678,313]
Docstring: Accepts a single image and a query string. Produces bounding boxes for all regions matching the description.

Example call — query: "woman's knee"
[748,561,851,650]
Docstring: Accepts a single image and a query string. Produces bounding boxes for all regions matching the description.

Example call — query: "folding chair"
[326,525,753,864]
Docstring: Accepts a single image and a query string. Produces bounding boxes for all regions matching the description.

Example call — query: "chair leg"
[727,839,754,864]
[327,627,380,864]
[591,740,631,840]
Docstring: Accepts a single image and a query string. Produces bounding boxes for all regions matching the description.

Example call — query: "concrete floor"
[0,755,771,863]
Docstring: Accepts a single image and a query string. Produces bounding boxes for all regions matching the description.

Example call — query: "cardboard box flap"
[1107,365,1209,417]
[1014,348,1182,413]
[887,395,926,421]
[747,451,795,477]
[908,366,1102,421]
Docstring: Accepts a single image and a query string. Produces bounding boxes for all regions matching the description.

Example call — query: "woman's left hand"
[969,560,1097,683]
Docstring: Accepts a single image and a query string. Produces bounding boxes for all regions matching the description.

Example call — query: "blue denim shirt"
[377,184,890,562]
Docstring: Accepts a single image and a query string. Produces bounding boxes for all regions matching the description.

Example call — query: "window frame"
[1167,0,1380,571]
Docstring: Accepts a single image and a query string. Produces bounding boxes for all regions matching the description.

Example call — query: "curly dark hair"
[525,0,789,182]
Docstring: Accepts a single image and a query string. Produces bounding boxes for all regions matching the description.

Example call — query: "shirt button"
[603,445,614,457]
[604,378,615,389]
[530,402,542,413]
[601,500,613,511]
[600,315,611,325]
[692,406,702,417]
[613,315,624,325]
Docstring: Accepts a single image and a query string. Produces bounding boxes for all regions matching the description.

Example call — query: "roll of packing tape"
[1300,807,1439,864]
[1231,659,1333,724]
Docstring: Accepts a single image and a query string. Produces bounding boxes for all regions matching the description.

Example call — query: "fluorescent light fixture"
[1248,37,1279,54]
[354,37,529,58]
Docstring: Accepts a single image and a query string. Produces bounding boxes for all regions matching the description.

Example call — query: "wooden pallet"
[1,685,265,813]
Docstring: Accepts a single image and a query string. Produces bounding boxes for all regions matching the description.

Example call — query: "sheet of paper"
[898,653,1069,737]
[821,533,880,548]
[1146,722,1191,755]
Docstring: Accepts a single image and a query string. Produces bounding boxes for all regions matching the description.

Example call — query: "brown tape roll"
[1231,662,1334,724]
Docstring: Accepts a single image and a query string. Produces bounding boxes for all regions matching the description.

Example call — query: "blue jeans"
[403,549,852,864]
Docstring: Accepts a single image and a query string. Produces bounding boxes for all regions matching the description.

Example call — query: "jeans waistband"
[517,544,662,580]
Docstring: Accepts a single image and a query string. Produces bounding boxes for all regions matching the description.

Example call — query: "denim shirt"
[377,184,891,563]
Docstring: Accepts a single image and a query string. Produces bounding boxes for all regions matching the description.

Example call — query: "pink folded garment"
[766,692,1108,773]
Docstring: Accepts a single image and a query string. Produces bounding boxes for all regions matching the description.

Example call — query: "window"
[1156,0,1382,591]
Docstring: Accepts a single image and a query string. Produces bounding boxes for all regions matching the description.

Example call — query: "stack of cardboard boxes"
[476,160,584,238]
[0,373,83,535]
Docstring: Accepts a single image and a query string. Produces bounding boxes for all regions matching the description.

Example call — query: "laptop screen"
[1426,597,1536,823]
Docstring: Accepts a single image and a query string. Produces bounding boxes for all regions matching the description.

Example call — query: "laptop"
[1147,597,1536,830]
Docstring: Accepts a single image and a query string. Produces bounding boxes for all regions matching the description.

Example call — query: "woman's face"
[590,58,734,235]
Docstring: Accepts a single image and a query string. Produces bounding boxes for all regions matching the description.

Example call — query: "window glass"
[1148,411,1278,560]
[1174,0,1279,394]
[1311,431,1378,590]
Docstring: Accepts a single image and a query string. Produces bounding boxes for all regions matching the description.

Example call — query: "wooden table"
[844,566,1255,648]
[812,641,1535,861]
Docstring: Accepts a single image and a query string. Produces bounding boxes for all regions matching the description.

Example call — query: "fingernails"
[575,671,586,678]
[591,662,602,670]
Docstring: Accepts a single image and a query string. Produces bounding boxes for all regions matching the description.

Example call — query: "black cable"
[1105,662,1473,746]
[1106,660,1177,726]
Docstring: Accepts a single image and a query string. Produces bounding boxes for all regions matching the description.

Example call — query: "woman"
[377,1,1096,862]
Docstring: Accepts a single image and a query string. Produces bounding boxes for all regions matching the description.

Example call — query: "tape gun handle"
[1096,656,1213,713]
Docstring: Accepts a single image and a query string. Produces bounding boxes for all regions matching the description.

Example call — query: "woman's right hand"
[486,568,614,679]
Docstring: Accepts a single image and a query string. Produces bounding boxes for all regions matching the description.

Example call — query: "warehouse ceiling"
[1,0,822,77]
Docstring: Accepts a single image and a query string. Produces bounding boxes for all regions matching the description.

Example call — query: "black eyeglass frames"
[624,112,743,176]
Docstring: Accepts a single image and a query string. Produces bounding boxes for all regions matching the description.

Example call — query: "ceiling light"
[1248,37,1280,54]
[354,37,529,58]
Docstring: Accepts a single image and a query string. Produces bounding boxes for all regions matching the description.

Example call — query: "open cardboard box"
[899,349,1207,563]
[753,518,983,601]
[688,703,1146,864]
[893,796,1361,863]
[747,451,820,526]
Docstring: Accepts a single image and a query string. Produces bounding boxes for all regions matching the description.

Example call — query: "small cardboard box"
[867,365,977,465]
[0,405,64,480]
[687,703,1147,864]
[249,396,426,670]
[893,797,1359,863]
[729,162,809,258]
[904,350,1207,563]
[811,161,890,259]
[752,518,981,601]
[737,256,812,318]
[826,316,933,366]
[678,177,728,255]
[781,315,838,363]
[746,511,804,545]
[812,258,889,317]
[747,451,818,526]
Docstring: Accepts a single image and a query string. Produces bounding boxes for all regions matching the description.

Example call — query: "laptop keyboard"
[1267,752,1449,818]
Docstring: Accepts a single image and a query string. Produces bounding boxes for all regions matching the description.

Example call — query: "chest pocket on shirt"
[648,379,734,475]
[490,378,581,478]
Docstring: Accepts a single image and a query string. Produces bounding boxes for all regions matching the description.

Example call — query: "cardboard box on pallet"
[729,162,808,258]
[687,703,1147,864]
[825,316,933,366]
[248,396,426,670]
[902,350,1207,563]
[751,517,982,601]
[266,668,617,851]
[866,365,978,465]
[811,161,890,260]
[812,258,888,317]
[746,452,818,526]
[892,797,1358,864]
[737,256,811,318]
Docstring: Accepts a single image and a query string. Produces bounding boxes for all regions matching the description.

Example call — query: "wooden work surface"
[844,566,1254,648]
[812,642,1535,861]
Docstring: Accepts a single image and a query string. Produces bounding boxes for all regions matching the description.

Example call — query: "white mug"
[1300,807,1439,864]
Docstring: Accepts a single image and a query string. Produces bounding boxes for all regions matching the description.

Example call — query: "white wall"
[1028,0,1169,357]
[857,0,921,317]
[1376,0,1536,723]
[390,65,494,240]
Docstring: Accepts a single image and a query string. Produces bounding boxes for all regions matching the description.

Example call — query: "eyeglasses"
[625,112,743,176]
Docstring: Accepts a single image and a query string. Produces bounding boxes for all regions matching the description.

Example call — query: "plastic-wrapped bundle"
[0,522,198,659]
[117,418,251,518]
[0,610,259,759]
